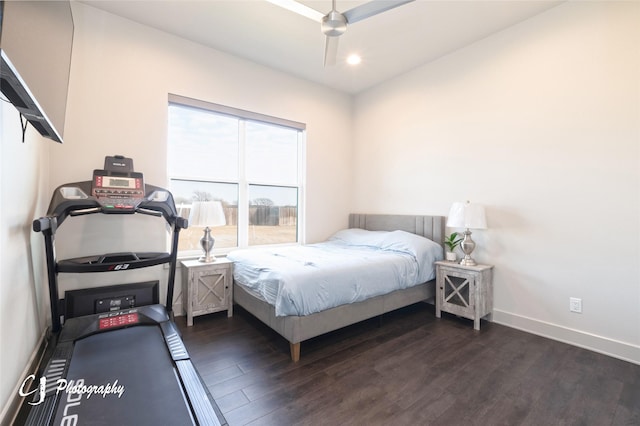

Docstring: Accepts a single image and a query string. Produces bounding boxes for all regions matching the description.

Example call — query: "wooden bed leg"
[290,342,300,362]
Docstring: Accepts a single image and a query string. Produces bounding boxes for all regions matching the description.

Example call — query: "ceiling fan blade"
[343,0,414,24]
[264,0,324,22]
[324,36,339,67]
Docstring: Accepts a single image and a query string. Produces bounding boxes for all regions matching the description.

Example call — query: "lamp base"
[459,229,477,266]
[199,227,216,263]
[460,256,477,267]
[198,254,217,263]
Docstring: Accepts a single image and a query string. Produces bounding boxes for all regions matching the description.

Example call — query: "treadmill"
[25,156,226,426]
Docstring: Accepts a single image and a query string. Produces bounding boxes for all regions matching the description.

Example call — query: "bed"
[229,213,445,361]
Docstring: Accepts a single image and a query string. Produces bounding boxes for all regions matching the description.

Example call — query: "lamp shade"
[446,201,487,229]
[188,201,226,227]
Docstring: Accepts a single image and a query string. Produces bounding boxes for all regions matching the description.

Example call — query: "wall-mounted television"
[0,0,74,143]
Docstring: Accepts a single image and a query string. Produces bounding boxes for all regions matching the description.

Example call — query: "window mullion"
[237,120,249,248]
[297,130,305,244]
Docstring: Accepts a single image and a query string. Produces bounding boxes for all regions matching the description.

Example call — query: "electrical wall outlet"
[570,297,582,313]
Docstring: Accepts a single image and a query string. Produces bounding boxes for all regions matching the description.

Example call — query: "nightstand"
[435,261,494,330]
[181,258,233,326]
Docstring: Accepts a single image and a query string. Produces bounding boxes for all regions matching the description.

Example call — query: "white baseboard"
[492,309,640,365]
[0,328,49,426]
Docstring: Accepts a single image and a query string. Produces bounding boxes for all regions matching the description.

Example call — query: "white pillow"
[379,230,444,282]
[327,228,388,247]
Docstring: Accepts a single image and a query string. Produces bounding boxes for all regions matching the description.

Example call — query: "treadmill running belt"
[53,325,195,425]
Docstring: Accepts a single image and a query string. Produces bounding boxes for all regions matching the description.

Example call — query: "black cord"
[0,94,30,141]
[20,113,28,143]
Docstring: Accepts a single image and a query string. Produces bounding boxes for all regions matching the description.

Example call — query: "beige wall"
[353,1,640,362]
[0,102,51,421]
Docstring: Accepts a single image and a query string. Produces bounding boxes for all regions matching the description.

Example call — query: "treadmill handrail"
[69,207,102,216]
[136,207,163,217]
[57,251,172,273]
[36,180,186,229]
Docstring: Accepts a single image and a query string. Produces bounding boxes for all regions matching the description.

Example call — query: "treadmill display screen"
[107,177,136,188]
[99,312,139,330]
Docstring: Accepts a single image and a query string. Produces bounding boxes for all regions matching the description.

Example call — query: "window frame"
[167,94,306,258]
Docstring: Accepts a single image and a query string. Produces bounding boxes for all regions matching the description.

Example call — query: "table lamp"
[188,201,226,262]
[446,201,487,266]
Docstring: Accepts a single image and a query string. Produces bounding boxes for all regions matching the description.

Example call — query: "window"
[167,95,305,256]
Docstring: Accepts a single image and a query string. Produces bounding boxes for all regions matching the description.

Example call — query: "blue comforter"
[227,229,443,316]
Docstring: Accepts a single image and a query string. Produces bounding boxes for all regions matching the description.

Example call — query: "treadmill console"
[91,155,145,211]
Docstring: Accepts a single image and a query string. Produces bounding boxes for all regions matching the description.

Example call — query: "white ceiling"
[79,0,563,94]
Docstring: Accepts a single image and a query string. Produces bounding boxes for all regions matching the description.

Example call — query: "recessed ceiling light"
[346,54,362,65]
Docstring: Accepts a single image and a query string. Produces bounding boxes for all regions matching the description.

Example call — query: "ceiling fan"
[266,0,415,66]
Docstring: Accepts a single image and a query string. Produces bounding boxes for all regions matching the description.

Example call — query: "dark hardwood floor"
[176,303,640,426]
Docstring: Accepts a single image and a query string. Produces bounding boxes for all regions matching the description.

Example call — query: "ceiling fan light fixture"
[321,10,347,36]
[346,54,362,65]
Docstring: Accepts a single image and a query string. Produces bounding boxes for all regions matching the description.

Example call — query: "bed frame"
[232,213,446,361]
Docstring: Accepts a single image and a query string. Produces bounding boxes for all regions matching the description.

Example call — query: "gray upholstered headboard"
[348,213,446,248]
